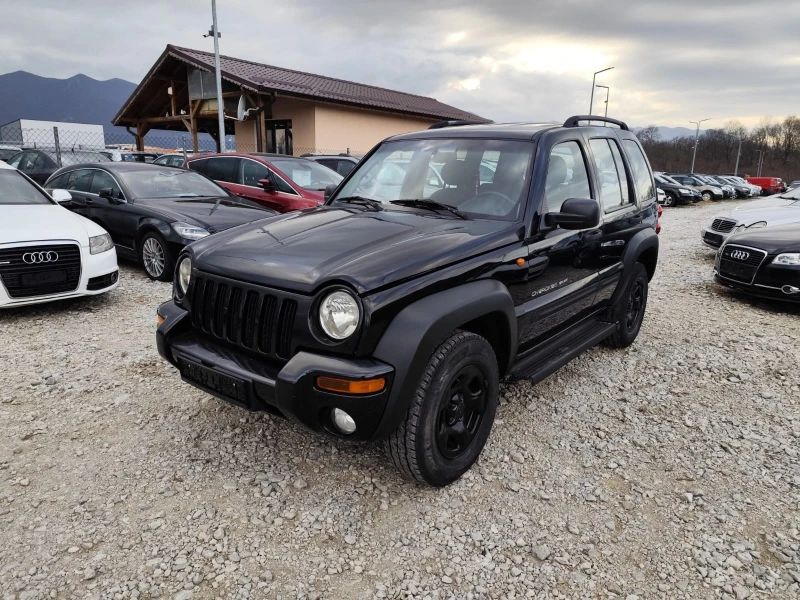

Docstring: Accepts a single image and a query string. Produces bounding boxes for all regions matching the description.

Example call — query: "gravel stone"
[1,202,798,600]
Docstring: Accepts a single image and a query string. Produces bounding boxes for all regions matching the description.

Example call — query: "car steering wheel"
[462,190,516,215]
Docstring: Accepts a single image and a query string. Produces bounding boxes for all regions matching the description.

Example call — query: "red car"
[747,176,784,195]
[184,153,343,213]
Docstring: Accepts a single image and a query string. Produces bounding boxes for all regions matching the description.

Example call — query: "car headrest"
[546,155,568,187]
[441,159,471,186]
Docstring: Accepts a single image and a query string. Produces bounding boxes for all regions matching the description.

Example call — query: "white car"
[700,186,800,249]
[0,161,119,308]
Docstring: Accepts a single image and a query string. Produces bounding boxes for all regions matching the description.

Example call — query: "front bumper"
[714,258,800,304]
[156,301,395,440]
[700,227,730,248]
[0,244,118,308]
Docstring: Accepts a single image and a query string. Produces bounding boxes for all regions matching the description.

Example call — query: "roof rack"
[428,120,492,130]
[563,115,629,131]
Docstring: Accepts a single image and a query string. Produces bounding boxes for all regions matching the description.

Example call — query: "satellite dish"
[236,95,247,121]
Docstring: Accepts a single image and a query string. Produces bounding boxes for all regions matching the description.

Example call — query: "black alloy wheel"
[603,262,649,349]
[436,365,488,459]
[625,279,645,333]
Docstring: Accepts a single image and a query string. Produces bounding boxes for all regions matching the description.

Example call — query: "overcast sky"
[2,0,799,128]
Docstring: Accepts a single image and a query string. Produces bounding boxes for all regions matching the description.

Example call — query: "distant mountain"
[0,71,136,134]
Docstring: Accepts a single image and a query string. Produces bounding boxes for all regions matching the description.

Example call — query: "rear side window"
[544,141,592,213]
[47,173,68,189]
[187,158,208,175]
[317,159,338,171]
[204,157,238,183]
[622,140,655,203]
[589,138,631,212]
[65,169,94,192]
[336,161,355,176]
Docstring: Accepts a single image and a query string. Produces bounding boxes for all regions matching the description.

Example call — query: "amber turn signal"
[316,376,386,395]
[157,315,165,325]
[516,258,525,266]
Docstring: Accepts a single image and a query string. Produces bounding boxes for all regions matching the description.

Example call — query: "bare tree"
[636,125,661,145]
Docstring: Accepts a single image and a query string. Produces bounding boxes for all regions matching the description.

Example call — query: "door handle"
[629,215,643,224]
[583,229,603,242]
[84,198,94,205]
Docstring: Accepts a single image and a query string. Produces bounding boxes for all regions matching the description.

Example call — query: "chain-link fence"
[0,127,367,165]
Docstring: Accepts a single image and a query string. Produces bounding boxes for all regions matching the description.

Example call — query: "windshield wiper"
[334,196,383,211]
[390,199,470,220]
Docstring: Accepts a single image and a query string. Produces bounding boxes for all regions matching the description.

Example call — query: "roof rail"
[428,120,491,130]
[563,115,629,131]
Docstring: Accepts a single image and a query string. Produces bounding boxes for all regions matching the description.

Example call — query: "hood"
[138,197,277,232]
[726,223,800,255]
[190,206,519,295]
[0,204,99,246]
[720,201,800,226]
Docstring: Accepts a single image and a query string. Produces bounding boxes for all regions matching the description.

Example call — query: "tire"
[663,192,677,207]
[383,330,499,487]
[603,262,648,349]
[701,191,712,201]
[139,231,174,282]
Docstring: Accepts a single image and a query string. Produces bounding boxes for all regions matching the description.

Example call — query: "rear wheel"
[139,231,174,282]
[701,191,712,201]
[383,331,499,487]
[663,192,677,207]
[603,262,648,349]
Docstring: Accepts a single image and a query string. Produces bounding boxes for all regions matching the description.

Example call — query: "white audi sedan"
[0,160,119,308]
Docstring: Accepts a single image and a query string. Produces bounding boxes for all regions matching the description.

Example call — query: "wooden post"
[170,79,176,116]
[190,100,200,152]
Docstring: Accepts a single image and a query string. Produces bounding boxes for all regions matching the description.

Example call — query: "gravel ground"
[1,200,799,600]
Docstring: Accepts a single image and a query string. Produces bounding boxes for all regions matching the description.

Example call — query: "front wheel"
[663,192,676,207]
[701,191,712,201]
[383,331,499,487]
[603,262,649,349]
[139,231,174,282]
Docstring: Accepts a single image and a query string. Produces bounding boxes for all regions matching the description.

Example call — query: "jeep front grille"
[189,274,299,361]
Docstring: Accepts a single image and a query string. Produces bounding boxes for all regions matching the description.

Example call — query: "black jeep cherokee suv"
[156,116,660,487]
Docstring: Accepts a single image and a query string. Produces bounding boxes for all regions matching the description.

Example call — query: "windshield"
[269,158,342,191]
[333,138,534,221]
[0,169,54,205]
[119,168,228,198]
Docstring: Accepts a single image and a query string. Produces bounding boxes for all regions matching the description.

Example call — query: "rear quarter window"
[622,140,655,203]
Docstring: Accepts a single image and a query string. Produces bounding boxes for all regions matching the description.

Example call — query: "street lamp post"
[689,118,711,174]
[596,85,609,125]
[589,67,614,116]
[211,0,226,153]
[733,137,742,176]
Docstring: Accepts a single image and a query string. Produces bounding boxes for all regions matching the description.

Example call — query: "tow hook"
[781,285,800,295]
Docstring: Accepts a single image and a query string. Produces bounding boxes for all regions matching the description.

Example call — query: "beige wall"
[313,104,434,154]
[233,120,257,151]
[272,97,317,152]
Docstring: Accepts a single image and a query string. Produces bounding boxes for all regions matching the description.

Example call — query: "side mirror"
[324,183,338,201]
[98,188,114,199]
[544,198,600,230]
[50,189,72,204]
[259,178,276,193]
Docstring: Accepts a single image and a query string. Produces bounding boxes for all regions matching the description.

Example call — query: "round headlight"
[319,290,360,340]
[178,256,192,295]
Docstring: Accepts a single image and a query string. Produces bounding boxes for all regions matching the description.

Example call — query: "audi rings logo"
[730,250,750,261]
[22,251,59,264]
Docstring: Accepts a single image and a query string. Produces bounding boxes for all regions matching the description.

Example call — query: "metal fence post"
[53,126,62,167]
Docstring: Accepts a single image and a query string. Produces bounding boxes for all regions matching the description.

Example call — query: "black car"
[714,223,800,303]
[6,149,111,185]
[156,115,660,487]
[44,163,277,281]
[654,173,700,206]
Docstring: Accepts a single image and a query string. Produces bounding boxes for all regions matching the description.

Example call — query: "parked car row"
[654,171,763,206]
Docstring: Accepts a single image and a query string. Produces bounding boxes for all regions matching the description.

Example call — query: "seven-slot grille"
[710,218,737,233]
[719,244,767,284]
[0,243,81,298]
[189,274,298,360]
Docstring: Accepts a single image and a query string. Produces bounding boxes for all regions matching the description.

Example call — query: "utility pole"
[589,67,614,116]
[596,85,609,125]
[211,0,226,152]
[733,137,742,176]
[755,149,766,177]
[689,118,711,173]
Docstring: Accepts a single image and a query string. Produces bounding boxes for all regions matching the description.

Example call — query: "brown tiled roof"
[166,44,488,122]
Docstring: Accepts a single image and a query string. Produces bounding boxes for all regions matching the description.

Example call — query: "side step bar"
[508,320,618,383]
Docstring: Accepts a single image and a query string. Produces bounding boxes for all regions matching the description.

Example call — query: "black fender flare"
[369,279,517,440]
[609,227,659,307]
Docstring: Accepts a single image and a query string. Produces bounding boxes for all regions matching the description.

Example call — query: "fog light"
[332,408,356,435]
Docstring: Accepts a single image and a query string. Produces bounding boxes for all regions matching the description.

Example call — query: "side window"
[317,159,338,171]
[239,159,270,187]
[65,169,94,192]
[589,139,631,212]
[6,153,24,168]
[19,152,38,171]
[622,140,655,203]
[543,141,592,213]
[204,157,238,183]
[32,153,47,169]
[187,158,208,175]
[47,173,65,189]
[90,171,122,198]
[336,161,355,176]
[608,140,631,206]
